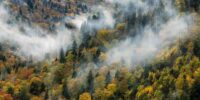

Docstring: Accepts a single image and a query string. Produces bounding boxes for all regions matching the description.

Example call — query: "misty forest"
[0,0,200,100]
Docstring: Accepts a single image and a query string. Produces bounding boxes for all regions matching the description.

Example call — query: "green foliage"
[66,51,75,62]
[53,64,72,84]
[17,85,30,100]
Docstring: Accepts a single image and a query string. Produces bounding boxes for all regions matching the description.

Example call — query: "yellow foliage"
[137,85,144,91]
[187,41,194,52]
[99,52,108,62]
[194,68,200,78]
[97,29,114,43]
[14,84,21,95]
[157,46,180,60]
[79,92,91,100]
[3,82,14,93]
[52,85,63,97]
[31,96,43,100]
[95,75,105,89]
[94,88,104,99]
[175,56,184,66]
[116,23,126,31]
[136,86,153,98]
[98,29,110,38]
[176,75,184,90]
[103,89,113,97]
[88,47,98,55]
[144,86,153,94]
[30,77,42,83]
[148,72,156,82]
[119,67,131,80]
[186,75,194,88]
[107,83,117,93]
[95,84,117,98]
[189,56,200,68]
[68,79,81,96]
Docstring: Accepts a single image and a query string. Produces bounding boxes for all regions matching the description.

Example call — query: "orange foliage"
[18,68,34,79]
[0,91,13,100]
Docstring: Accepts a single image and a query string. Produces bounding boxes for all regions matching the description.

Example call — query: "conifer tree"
[62,80,70,99]
[59,48,66,63]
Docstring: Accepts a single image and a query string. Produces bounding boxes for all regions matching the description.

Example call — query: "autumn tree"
[176,0,186,11]
[52,63,73,85]
[79,92,91,100]
[29,77,45,95]
[116,23,126,31]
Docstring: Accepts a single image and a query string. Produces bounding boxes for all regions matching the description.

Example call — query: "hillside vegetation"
[0,0,200,100]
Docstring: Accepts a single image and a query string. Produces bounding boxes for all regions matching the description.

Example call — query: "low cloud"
[105,0,192,66]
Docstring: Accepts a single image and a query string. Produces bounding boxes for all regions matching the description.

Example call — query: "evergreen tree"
[72,40,77,56]
[44,89,49,100]
[105,71,111,85]
[62,80,70,99]
[26,0,35,11]
[93,48,101,63]
[59,48,66,63]
[190,78,200,100]
[194,33,200,57]
[87,70,94,94]
[18,86,30,100]
[115,70,120,80]
[72,68,77,78]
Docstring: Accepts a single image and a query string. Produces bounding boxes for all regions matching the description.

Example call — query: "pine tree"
[87,70,94,94]
[62,80,70,99]
[72,68,77,78]
[115,70,120,80]
[105,71,111,85]
[59,48,66,63]
[194,33,200,57]
[27,0,35,11]
[72,40,77,56]
[18,86,30,100]
[44,89,49,100]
